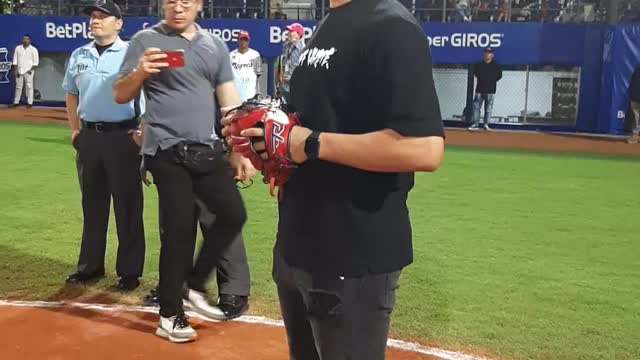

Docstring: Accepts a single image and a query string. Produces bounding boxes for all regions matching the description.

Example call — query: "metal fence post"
[57,0,62,16]
[524,65,530,123]
[607,0,620,23]
[441,1,446,22]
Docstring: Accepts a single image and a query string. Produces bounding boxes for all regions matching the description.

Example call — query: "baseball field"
[1,109,639,360]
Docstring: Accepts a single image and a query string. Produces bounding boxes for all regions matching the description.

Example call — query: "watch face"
[305,133,320,159]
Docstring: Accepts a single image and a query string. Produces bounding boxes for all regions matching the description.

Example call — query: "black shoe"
[143,285,160,306]
[216,294,249,320]
[7,104,18,108]
[113,276,140,291]
[65,270,105,284]
[26,104,32,109]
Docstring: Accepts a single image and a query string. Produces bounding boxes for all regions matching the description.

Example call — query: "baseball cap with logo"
[238,30,250,40]
[83,0,123,19]
[286,23,305,37]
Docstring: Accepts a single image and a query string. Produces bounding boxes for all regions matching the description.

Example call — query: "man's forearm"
[216,80,242,111]
[317,129,444,173]
[114,69,146,104]
[65,93,80,132]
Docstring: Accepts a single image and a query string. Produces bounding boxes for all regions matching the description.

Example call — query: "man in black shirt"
[627,66,640,144]
[224,0,445,358]
[469,47,502,131]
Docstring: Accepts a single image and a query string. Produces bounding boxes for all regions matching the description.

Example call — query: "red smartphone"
[153,50,185,68]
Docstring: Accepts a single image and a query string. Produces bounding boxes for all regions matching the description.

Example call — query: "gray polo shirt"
[119,22,234,155]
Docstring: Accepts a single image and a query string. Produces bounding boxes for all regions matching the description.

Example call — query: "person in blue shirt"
[62,0,146,291]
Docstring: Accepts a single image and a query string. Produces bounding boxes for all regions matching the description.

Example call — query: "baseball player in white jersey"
[229,30,262,102]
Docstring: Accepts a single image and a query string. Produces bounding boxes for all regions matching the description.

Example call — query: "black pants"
[146,144,247,318]
[73,127,145,277]
[272,247,401,360]
[157,197,251,297]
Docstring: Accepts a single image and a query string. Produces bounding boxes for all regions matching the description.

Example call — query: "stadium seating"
[5,0,638,23]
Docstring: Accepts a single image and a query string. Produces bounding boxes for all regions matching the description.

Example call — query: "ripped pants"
[272,247,402,360]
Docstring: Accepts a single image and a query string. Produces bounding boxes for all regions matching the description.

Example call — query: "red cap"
[286,23,304,37]
[238,30,250,40]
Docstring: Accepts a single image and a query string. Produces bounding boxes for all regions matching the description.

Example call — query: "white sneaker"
[483,123,492,131]
[468,124,480,130]
[155,314,197,343]
[183,288,227,321]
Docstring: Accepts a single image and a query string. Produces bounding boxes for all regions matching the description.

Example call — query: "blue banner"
[0,15,595,64]
[0,14,623,135]
[598,24,640,135]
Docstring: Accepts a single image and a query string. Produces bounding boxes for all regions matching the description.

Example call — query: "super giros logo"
[0,48,11,83]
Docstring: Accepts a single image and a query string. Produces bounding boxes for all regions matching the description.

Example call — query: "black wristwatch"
[304,131,321,161]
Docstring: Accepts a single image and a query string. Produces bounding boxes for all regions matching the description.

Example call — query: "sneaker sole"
[183,298,229,321]
[155,327,197,343]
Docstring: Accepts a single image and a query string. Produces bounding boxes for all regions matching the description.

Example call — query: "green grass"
[1,120,639,360]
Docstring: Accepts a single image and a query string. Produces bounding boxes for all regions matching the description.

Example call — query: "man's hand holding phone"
[159,50,185,68]
[136,48,184,79]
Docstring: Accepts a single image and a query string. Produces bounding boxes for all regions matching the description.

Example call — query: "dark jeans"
[146,143,247,318]
[158,197,251,297]
[272,247,401,360]
[73,126,145,277]
[472,93,495,125]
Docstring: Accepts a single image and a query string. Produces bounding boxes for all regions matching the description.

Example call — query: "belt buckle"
[94,123,105,132]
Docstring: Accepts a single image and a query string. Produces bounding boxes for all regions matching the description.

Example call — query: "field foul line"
[0,299,490,360]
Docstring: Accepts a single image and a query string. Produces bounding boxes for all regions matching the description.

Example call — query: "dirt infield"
[0,303,446,360]
[0,106,68,124]
[445,128,640,156]
[2,105,639,156]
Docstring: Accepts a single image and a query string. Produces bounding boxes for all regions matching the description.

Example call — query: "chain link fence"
[435,64,581,125]
[434,65,469,121]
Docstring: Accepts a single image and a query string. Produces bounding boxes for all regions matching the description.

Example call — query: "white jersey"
[229,48,262,102]
[13,44,39,76]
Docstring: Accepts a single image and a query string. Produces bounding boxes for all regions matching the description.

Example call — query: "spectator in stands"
[469,47,502,130]
[454,0,471,21]
[230,30,262,101]
[627,66,640,143]
[215,0,236,18]
[9,34,38,108]
[276,22,305,103]
[241,0,262,18]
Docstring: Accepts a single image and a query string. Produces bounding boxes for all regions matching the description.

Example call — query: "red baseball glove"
[226,97,300,198]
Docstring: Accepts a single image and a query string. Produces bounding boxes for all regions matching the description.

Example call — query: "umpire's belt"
[81,119,138,132]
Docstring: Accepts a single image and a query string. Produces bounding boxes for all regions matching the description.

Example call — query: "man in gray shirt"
[276,22,305,103]
[114,0,254,343]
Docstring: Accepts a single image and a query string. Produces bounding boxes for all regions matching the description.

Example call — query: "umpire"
[63,0,145,291]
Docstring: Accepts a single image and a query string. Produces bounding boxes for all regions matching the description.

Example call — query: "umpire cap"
[83,0,123,19]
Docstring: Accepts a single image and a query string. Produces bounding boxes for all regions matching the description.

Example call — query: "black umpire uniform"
[62,1,145,291]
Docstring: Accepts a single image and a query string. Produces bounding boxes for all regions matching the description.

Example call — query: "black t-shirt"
[278,0,444,277]
[473,60,502,94]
